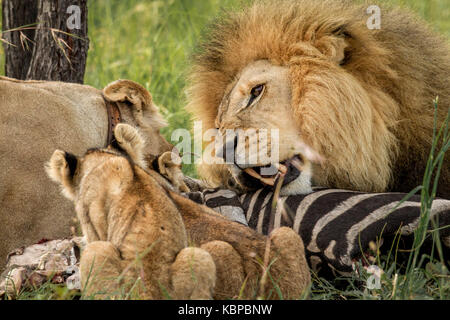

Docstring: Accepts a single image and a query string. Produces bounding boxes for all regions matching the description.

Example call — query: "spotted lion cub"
[47,124,310,299]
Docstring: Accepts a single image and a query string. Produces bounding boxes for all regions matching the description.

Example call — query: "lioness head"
[103,79,173,161]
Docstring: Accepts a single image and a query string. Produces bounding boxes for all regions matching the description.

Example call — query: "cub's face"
[211,60,319,195]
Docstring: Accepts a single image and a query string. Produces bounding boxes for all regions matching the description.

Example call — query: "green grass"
[311,99,450,300]
[0,0,449,300]
[84,0,241,176]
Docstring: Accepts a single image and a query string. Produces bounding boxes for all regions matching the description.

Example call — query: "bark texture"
[2,0,89,83]
[2,0,38,79]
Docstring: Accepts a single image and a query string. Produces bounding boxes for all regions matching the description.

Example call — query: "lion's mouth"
[239,155,304,188]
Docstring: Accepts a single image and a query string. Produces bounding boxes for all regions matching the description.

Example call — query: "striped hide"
[184,187,450,276]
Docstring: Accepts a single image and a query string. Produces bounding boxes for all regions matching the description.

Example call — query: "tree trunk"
[2,0,38,79]
[2,0,89,84]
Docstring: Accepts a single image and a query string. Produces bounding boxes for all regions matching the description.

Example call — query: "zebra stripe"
[185,186,450,275]
[256,192,273,234]
[399,199,450,235]
[341,201,421,266]
[306,193,376,253]
[292,189,349,234]
[245,189,264,222]
[273,196,287,231]
[296,191,360,248]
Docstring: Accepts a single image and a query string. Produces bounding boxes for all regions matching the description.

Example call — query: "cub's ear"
[45,150,78,200]
[113,123,146,168]
[103,79,167,129]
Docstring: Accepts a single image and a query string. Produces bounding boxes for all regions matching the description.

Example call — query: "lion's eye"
[251,84,264,97]
[247,84,265,107]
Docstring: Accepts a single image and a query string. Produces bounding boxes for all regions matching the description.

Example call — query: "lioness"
[187,0,450,198]
[46,124,310,299]
[0,77,172,268]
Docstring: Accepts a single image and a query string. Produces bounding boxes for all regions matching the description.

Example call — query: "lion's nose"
[215,132,238,163]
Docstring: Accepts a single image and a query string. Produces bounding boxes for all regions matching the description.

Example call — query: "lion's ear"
[113,123,146,168]
[45,150,78,200]
[103,79,167,129]
[321,26,352,66]
[334,36,350,65]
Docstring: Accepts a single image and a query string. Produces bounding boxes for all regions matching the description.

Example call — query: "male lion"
[186,0,450,198]
[46,124,310,299]
[0,77,172,269]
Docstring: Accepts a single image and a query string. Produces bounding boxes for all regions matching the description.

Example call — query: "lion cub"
[46,129,215,299]
[47,124,310,299]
